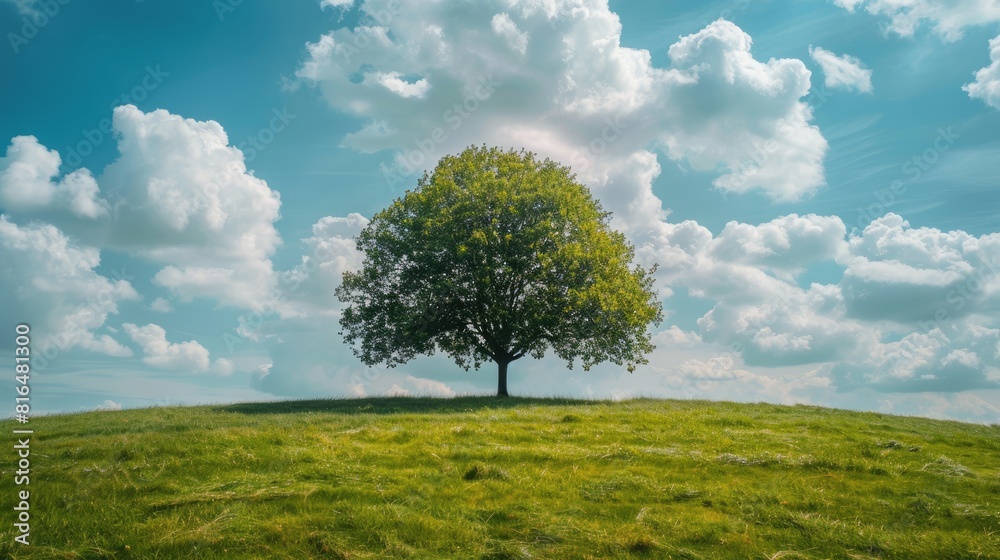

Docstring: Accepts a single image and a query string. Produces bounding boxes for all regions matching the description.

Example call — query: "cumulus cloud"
[0,136,109,219]
[832,325,1000,392]
[385,384,410,396]
[406,375,456,397]
[296,4,828,205]
[661,21,827,201]
[809,46,873,93]
[834,0,1000,41]
[842,214,1000,324]
[150,297,174,313]
[0,216,136,356]
[708,213,847,276]
[696,283,871,368]
[96,105,283,310]
[643,213,847,304]
[634,211,1000,394]
[123,323,234,374]
[96,399,123,411]
[654,326,702,347]
[275,213,368,318]
[214,358,236,376]
[964,35,1000,109]
[0,106,284,312]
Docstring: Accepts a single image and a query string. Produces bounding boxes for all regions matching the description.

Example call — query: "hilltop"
[1,397,997,559]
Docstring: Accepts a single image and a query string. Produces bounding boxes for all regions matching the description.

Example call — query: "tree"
[336,145,663,397]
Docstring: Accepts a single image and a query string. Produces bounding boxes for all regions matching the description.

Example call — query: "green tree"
[336,146,663,397]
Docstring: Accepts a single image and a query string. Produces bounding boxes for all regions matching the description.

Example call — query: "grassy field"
[0,397,997,559]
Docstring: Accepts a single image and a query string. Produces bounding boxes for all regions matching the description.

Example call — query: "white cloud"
[964,35,1000,109]
[809,46,873,93]
[0,106,284,312]
[96,399,123,411]
[696,283,872,368]
[831,325,1000,392]
[123,322,233,374]
[645,211,1000,394]
[297,5,828,204]
[406,375,456,397]
[275,213,368,318]
[90,105,283,310]
[367,72,432,99]
[214,358,236,376]
[643,213,848,304]
[834,0,1000,41]
[150,297,174,313]
[492,13,529,55]
[320,0,354,8]
[661,20,827,201]
[708,213,847,275]
[654,326,702,347]
[385,384,410,396]
[0,216,136,357]
[0,136,109,219]
[842,213,1000,324]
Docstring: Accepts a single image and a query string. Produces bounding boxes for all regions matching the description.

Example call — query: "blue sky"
[2,0,999,422]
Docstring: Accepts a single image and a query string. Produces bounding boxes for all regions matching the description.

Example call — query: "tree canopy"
[336,146,663,396]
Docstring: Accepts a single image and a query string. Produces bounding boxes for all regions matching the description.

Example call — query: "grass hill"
[1,397,997,559]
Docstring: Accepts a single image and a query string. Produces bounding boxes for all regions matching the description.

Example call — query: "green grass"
[1,397,998,559]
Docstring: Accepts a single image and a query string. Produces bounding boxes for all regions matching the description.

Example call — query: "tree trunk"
[496,360,509,397]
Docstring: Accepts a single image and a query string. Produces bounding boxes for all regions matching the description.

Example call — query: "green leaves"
[337,145,663,385]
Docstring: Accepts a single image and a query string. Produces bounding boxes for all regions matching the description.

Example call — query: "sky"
[1,0,999,422]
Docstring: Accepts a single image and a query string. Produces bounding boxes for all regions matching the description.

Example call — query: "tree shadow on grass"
[215,395,601,416]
